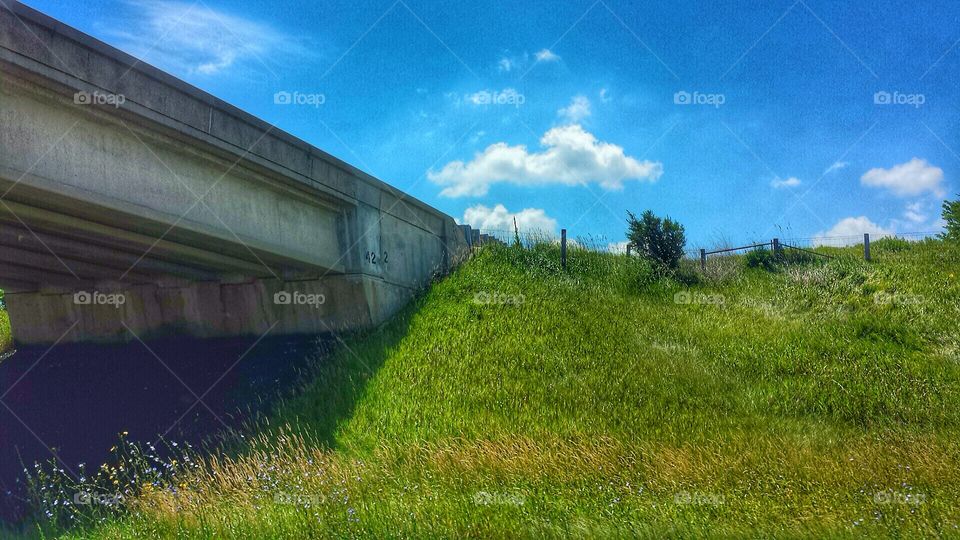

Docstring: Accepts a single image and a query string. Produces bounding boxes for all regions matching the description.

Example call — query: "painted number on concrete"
[365,251,389,265]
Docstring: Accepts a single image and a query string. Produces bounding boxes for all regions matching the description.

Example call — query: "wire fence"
[459,224,945,274]
[778,231,940,249]
[466,227,629,253]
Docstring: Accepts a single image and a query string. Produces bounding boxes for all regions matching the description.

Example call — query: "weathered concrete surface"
[0,2,468,344]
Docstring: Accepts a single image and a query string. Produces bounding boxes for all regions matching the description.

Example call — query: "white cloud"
[607,240,629,254]
[771,176,801,189]
[812,216,894,246]
[824,161,848,175]
[558,95,591,123]
[861,158,945,197]
[599,88,611,103]
[498,57,515,72]
[903,201,927,224]
[462,204,558,233]
[428,124,663,197]
[106,0,306,76]
[535,48,560,62]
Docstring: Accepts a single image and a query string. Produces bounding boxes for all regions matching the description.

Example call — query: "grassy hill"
[31,240,960,537]
[0,307,9,353]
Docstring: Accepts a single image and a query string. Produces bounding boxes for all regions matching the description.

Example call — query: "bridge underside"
[0,3,467,345]
[0,188,393,344]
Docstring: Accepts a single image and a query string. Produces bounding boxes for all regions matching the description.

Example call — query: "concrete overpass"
[0,2,471,345]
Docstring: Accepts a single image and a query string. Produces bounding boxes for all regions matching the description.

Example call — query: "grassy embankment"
[1,296,10,352]
[36,239,960,538]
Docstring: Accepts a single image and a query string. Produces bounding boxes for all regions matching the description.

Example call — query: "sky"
[19,0,960,248]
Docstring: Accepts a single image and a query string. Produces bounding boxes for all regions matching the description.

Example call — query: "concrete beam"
[0,2,470,345]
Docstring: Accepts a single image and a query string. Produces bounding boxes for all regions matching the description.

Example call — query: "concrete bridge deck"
[0,2,469,344]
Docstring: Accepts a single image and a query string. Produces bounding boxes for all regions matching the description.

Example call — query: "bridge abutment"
[5,274,419,345]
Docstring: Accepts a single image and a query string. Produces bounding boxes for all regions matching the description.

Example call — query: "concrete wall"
[0,2,468,344]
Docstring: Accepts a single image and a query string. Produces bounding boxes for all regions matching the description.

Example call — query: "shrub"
[626,210,686,269]
[744,248,778,271]
[871,237,911,252]
[941,195,960,242]
[745,246,821,272]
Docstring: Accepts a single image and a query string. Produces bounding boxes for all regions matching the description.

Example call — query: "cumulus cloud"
[861,158,945,197]
[903,201,927,224]
[106,0,306,76]
[607,241,630,254]
[428,124,663,197]
[558,95,591,123]
[771,176,801,189]
[824,161,848,175]
[462,204,558,233]
[535,48,561,62]
[812,216,894,246]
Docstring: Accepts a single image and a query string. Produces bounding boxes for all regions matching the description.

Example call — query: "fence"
[460,225,943,271]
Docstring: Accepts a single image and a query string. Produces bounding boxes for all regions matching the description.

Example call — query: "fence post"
[561,229,567,269]
[626,244,631,257]
[864,233,871,261]
[772,238,780,257]
[700,248,706,271]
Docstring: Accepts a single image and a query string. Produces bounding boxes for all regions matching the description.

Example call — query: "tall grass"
[1,304,11,353]
[24,240,960,538]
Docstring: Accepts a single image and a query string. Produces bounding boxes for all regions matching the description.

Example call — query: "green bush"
[626,210,686,269]
[941,195,960,242]
[744,247,777,271]
[871,237,912,252]
[744,247,821,272]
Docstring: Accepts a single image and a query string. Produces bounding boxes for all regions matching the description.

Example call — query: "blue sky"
[22,0,960,248]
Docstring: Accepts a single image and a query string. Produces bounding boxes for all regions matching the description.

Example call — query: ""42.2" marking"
[365,250,389,264]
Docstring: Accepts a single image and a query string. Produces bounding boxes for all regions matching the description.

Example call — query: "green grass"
[1,302,10,353]
[43,240,960,538]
